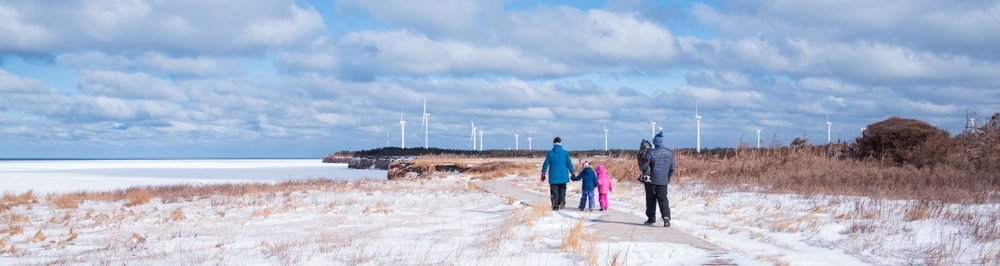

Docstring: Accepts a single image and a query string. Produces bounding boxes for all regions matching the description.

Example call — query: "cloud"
[58,52,243,77]
[0,0,325,55]
[284,4,680,80]
[0,68,56,94]
[77,70,189,101]
[691,0,1000,59]
[678,36,1000,88]
[3,0,1000,156]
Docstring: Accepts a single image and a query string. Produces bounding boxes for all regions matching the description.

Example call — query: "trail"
[474,178,735,265]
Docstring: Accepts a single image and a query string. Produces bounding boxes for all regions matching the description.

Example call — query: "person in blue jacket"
[639,132,677,227]
[541,136,575,211]
[571,161,598,211]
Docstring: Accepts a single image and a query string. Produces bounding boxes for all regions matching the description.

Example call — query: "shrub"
[853,117,951,168]
[955,112,1000,173]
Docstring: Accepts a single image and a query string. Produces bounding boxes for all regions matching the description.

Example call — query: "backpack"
[636,139,652,182]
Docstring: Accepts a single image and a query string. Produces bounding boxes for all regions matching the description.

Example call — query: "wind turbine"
[399,110,406,148]
[648,116,657,139]
[695,102,702,154]
[479,129,484,151]
[658,121,663,133]
[471,121,477,151]
[527,133,533,150]
[421,98,429,149]
[604,123,609,151]
[826,114,832,144]
[514,132,519,150]
[753,124,761,148]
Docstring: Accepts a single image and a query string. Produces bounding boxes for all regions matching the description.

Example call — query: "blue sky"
[1,0,998,158]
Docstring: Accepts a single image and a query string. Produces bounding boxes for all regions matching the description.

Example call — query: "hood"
[596,165,607,176]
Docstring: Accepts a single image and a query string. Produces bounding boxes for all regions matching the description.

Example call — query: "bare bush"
[853,117,951,168]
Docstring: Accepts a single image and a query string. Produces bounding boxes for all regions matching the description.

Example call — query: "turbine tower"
[604,124,609,151]
[421,98,429,149]
[399,110,406,148]
[471,121,477,151]
[527,133,533,150]
[479,129,484,151]
[753,124,761,148]
[826,114,832,144]
[695,102,702,154]
[648,116,657,139]
[514,132,519,150]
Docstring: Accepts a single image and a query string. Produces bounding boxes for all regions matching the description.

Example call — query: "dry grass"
[363,201,394,215]
[29,229,46,244]
[49,193,81,209]
[124,189,152,207]
[2,212,29,236]
[516,201,551,226]
[170,207,186,222]
[252,207,273,218]
[480,210,519,256]
[579,146,999,203]
[2,190,36,207]
[560,216,598,265]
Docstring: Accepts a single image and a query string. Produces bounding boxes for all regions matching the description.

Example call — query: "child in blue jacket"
[572,161,599,211]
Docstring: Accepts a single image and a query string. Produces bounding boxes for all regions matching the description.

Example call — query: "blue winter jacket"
[541,144,574,184]
[572,166,598,191]
[641,145,676,186]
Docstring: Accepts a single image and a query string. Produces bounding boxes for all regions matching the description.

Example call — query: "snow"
[1,160,386,194]
[2,160,998,265]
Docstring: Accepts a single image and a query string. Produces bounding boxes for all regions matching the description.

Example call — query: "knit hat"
[653,132,664,146]
[582,161,591,168]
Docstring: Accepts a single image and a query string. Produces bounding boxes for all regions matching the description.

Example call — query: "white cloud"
[679,36,1000,87]
[77,70,189,101]
[282,4,679,80]
[691,0,1000,59]
[59,52,242,77]
[0,69,57,94]
[0,0,325,55]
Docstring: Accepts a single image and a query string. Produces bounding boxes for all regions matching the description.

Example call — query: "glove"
[540,173,546,182]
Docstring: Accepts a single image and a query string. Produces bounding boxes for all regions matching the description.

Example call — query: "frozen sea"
[0,159,387,194]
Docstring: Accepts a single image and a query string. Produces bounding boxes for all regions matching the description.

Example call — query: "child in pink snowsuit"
[596,165,613,211]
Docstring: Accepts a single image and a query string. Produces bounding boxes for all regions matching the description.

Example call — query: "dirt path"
[474,178,734,265]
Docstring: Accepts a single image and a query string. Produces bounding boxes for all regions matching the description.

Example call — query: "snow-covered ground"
[2,160,998,265]
[509,173,1000,265]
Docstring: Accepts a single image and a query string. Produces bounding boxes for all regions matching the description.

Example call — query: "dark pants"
[550,183,567,209]
[644,183,670,221]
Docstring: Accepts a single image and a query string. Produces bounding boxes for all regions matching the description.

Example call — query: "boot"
[663,217,670,227]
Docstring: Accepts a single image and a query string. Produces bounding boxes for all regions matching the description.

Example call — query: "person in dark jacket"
[639,132,676,227]
[541,137,575,211]
[572,161,598,211]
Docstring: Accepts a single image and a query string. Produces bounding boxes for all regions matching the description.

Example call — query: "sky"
[1,0,998,158]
